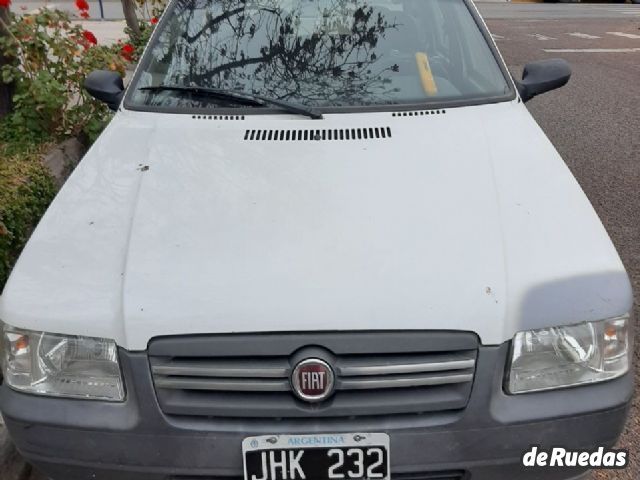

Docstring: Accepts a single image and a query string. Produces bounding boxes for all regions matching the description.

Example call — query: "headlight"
[507,315,631,394]
[1,325,125,401]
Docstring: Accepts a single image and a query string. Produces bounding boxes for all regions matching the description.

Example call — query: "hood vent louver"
[192,114,245,120]
[392,109,446,117]
[244,127,392,142]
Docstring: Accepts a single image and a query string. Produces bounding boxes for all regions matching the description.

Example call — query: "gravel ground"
[487,17,640,480]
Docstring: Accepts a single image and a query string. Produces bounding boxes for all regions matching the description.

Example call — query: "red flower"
[120,43,135,61]
[150,17,158,25]
[0,0,11,8]
[75,0,89,11]
[80,10,90,18]
[82,30,98,45]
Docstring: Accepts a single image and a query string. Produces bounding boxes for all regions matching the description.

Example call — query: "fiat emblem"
[291,358,335,403]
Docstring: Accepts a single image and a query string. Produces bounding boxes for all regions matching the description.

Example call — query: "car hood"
[0,102,631,350]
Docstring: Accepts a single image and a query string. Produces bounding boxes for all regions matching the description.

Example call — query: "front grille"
[149,332,478,419]
[153,353,474,392]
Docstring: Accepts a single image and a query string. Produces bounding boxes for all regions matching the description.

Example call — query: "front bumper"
[0,344,632,480]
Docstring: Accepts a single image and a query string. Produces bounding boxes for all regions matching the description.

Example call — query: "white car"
[0,0,633,479]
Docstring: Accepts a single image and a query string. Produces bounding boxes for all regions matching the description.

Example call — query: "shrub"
[122,0,166,62]
[123,19,154,62]
[0,134,56,290]
[0,7,142,289]
[0,8,127,141]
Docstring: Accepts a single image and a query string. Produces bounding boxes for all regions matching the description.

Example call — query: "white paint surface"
[528,33,556,41]
[609,10,640,17]
[567,33,601,40]
[607,32,640,39]
[544,48,640,53]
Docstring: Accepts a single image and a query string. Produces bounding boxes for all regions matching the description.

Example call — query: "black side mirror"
[84,70,125,111]
[515,59,571,103]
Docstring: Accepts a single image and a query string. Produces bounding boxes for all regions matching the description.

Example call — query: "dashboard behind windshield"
[126,0,513,112]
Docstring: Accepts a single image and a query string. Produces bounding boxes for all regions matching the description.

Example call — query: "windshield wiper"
[139,85,323,120]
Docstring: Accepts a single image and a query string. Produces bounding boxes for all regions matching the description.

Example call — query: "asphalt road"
[485,13,640,480]
[7,3,640,480]
[481,3,640,19]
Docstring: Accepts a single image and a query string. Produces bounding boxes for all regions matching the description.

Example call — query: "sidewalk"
[13,0,126,20]
[75,19,126,46]
[11,0,127,45]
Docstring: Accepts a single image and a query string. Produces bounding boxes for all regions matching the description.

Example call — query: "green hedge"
[0,140,56,290]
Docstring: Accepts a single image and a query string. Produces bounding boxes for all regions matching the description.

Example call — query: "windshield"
[126,0,512,112]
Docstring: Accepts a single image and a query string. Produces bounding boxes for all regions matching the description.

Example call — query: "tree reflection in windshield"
[139,0,404,107]
[130,0,512,110]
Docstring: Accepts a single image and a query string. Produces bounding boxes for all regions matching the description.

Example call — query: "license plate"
[242,433,390,480]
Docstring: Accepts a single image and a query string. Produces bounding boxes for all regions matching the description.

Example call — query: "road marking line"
[491,34,505,40]
[528,34,556,41]
[543,48,640,53]
[607,32,640,39]
[567,33,601,40]
[607,8,640,16]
